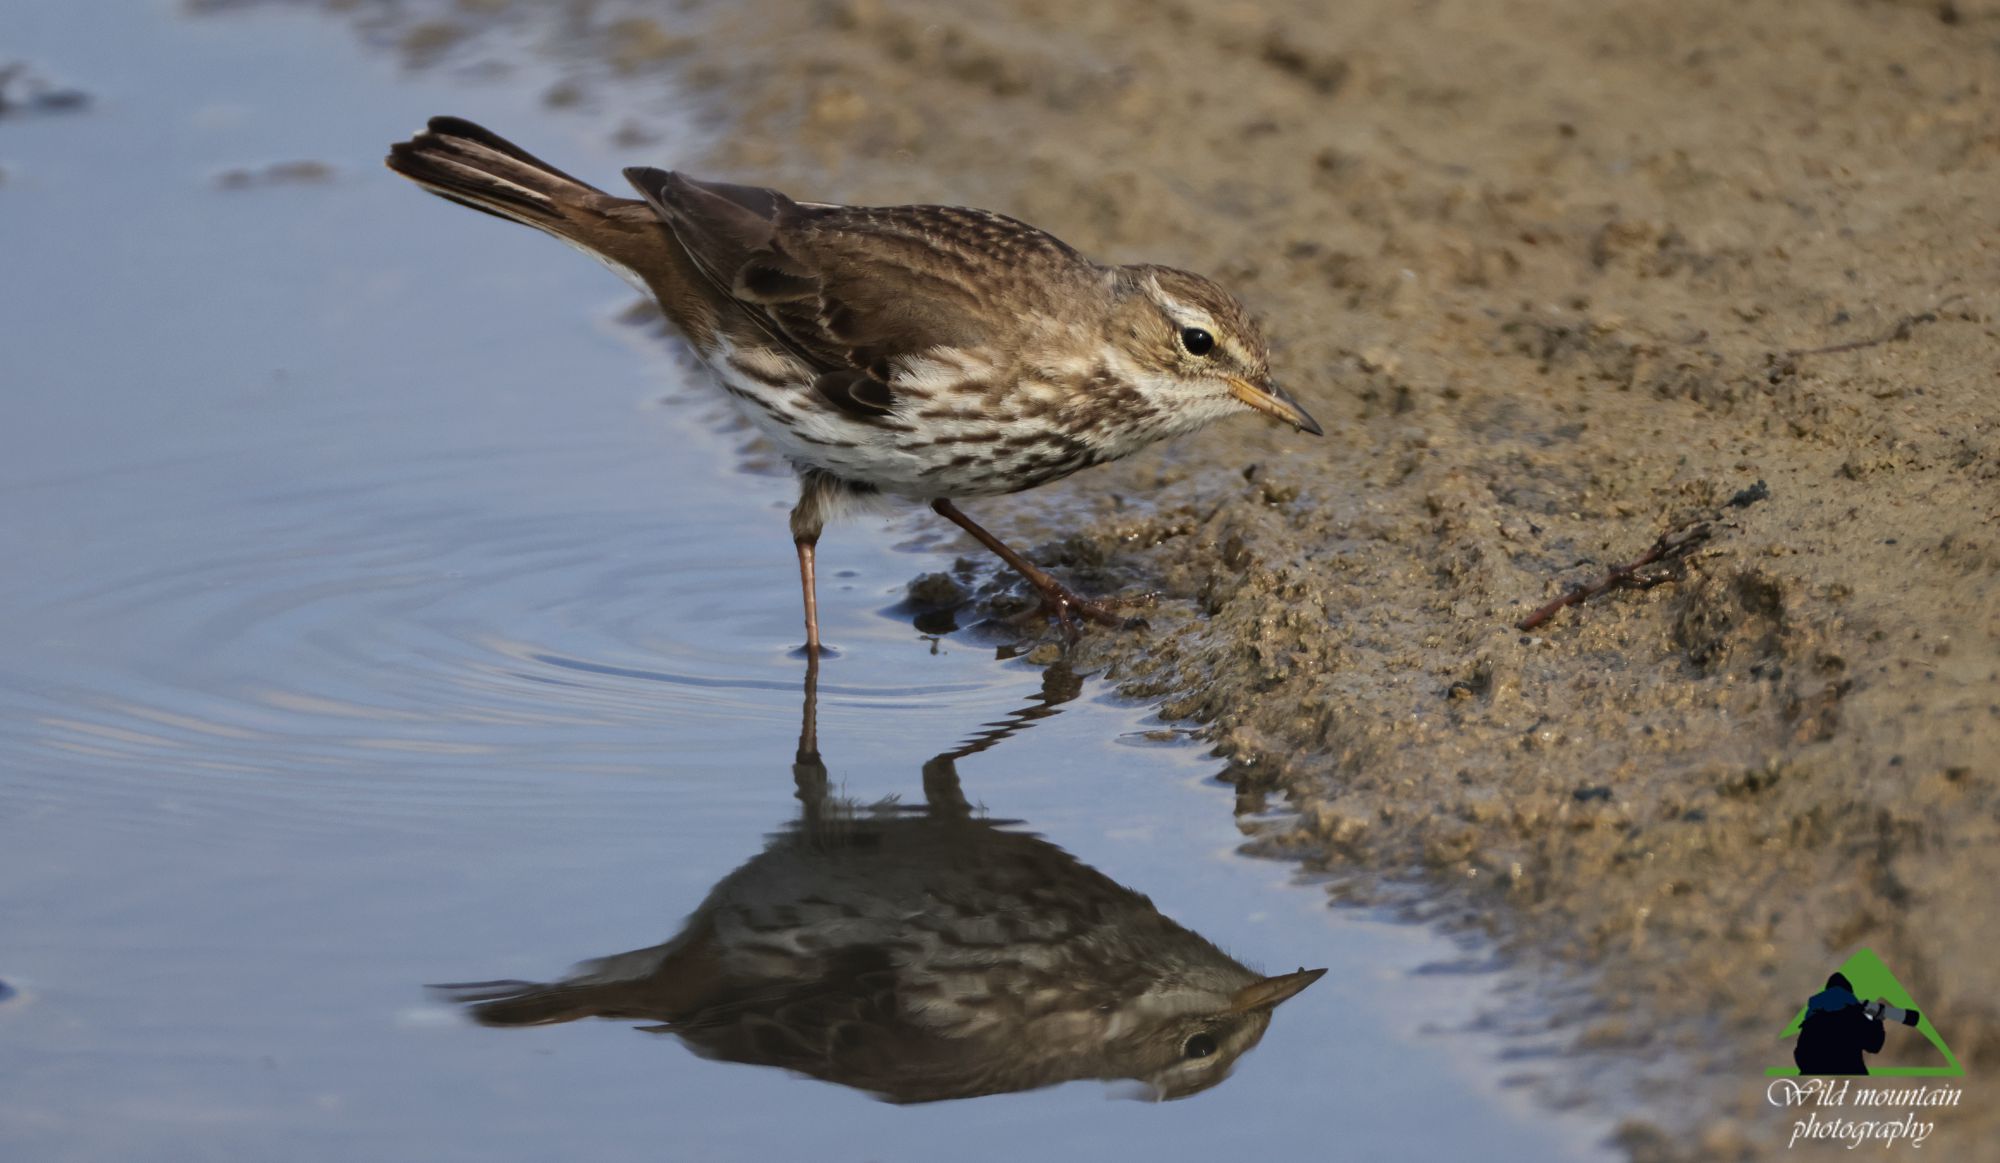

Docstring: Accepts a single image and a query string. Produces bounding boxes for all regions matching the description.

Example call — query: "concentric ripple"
[0,453,1010,838]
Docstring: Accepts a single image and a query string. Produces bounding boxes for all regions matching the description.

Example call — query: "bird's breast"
[693,340,1129,499]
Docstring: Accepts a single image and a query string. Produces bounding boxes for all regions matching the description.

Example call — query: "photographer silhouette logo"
[1770,948,1961,1078]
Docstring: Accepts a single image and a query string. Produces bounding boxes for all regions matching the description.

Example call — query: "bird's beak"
[1229,967,1328,1013]
[1227,377,1324,437]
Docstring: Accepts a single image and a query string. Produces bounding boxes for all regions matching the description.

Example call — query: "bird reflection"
[434,661,1323,1102]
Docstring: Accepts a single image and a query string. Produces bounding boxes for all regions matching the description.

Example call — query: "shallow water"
[1,4,1606,1159]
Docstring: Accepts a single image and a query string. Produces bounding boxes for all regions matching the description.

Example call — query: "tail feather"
[388,116,690,294]
[386,115,602,230]
[428,979,597,1027]
[420,115,592,187]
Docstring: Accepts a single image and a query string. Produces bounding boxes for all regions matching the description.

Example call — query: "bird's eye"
[1179,327,1215,357]
[1182,1033,1218,1060]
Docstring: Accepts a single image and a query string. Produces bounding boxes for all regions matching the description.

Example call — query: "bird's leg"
[929,499,1141,640]
[794,534,821,656]
[790,481,830,658]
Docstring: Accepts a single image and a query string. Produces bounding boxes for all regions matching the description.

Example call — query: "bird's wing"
[623,170,1088,415]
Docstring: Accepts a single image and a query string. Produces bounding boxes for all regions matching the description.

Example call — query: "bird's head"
[1106,264,1323,438]
[1110,965,1327,1100]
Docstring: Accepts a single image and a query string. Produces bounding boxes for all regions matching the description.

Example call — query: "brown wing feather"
[623,169,1094,412]
[622,168,797,340]
[781,203,1087,369]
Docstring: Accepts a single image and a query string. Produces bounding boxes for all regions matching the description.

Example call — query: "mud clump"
[0,63,90,119]
[904,571,971,610]
[1670,568,1786,676]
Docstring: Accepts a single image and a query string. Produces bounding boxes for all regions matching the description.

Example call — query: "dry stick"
[1785,294,1966,358]
[1515,522,1713,632]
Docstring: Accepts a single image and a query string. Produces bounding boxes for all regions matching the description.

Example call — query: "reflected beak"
[1229,967,1328,1013]
[1227,377,1324,437]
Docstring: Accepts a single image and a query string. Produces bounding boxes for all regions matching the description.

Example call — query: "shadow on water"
[432,661,1323,1104]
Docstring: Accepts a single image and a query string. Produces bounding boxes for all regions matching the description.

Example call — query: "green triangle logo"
[1768,948,1962,1076]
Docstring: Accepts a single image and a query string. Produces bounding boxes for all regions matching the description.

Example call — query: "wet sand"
[199,0,1996,1153]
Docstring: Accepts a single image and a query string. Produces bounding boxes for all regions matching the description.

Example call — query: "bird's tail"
[428,979,598,1027]
[387,117,609,229]
[386,116,676,292]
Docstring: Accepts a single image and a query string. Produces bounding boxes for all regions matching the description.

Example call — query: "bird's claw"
[1029,583,1154,645]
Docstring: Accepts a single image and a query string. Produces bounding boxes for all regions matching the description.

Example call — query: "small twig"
[1513,479,1765,632]
[1785,294,1966,358]
[1515,522,1713,632]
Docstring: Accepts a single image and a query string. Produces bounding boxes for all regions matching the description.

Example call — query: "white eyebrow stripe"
[1151,289,1216,331]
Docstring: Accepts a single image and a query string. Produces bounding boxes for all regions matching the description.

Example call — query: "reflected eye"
[1179,327,1215,357]
[1182,1033,1218,1059]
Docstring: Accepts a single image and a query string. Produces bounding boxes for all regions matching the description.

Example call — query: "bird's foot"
[1026,579,1156,644]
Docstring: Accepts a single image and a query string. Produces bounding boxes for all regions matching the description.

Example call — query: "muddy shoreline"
[276,0,1991,1153]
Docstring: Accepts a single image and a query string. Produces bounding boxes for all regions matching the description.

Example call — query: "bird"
[385,117,1322,654]
[432,660,1325,1102]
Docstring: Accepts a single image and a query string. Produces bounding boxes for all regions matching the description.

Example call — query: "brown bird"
[433,661,1325,1102]
[386,118,1321,653]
